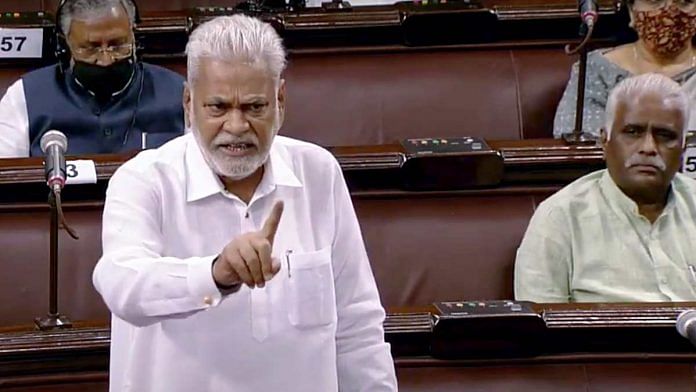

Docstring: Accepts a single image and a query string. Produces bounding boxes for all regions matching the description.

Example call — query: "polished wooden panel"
[0,0,628,62]
[42,1,244,12]
[0,205,108,326]
[0,1,43,12]
[396,362,696,392]
[2,303,696,391]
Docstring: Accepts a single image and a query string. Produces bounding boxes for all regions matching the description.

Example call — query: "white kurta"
[93,133,397,392]
[515,169,696,303]
[0,80,29,157]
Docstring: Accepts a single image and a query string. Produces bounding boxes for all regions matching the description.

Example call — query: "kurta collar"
[599,169,676,220]
[185,134,302,203]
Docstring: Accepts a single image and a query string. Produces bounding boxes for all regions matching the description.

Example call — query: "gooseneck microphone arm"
[53,188,79,240]
[36,130,77,330]
[565,0,598,56]
[562,0,599,145]
[41,130,79,239]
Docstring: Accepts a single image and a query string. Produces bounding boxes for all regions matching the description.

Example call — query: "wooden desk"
[2,303,695,391]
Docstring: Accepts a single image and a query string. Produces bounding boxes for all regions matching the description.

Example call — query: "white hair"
[185,15,287,86]
[605,73,690,146]
[60,0,136,37]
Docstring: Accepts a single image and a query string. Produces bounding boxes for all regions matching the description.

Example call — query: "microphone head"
[676,310,696,338]
[578,0,599,25]
[40,130,68,154]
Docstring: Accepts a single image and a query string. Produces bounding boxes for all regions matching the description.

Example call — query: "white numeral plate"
[0,28,43,58]
[65,160,97,185]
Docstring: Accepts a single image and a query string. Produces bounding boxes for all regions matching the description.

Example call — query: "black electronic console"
[192,6,284,32]
[430,300,545,358]
[0,11,55,64]
[399,137,503,191]
[434,299,537,317]
[402,136,489,155]
[398,0,496,46]
[0,11,52,26]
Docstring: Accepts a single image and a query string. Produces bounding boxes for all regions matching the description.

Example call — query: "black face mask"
[72,57,136,100]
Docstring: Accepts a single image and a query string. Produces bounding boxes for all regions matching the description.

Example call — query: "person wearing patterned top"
[554,0,696,138]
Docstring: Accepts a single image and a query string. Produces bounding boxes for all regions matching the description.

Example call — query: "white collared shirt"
[0,80,30,157]
[93,133,397,392]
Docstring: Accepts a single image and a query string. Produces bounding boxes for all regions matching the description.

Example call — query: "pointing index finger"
[260,200,284,244]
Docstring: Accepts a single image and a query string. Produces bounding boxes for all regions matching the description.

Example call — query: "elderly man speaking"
[516,73,696,303]
[93,15,397,392]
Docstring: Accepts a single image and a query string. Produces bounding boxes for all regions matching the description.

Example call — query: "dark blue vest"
[23,63,185,156]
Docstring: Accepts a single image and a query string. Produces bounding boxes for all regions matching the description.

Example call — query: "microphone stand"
[562,20,599,145]
[35,187,77,330]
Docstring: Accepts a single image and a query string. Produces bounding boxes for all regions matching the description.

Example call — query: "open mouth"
[218,143,256,156]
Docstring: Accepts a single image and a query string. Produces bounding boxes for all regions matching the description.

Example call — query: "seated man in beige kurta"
[516,73,696,303]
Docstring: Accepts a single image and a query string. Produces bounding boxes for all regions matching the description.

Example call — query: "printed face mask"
[633,5,696,56]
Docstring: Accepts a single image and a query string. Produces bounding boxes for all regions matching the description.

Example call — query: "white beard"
[191,108,280,181]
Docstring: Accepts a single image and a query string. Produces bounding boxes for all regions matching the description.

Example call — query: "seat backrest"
[282,47,574,145]
[355,193,540,307]
[0,45,574,145]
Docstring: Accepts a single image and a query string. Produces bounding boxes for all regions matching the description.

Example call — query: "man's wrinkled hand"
[212,201,284,289]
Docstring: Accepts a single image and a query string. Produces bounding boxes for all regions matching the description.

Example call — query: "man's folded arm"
[93,164,224,327]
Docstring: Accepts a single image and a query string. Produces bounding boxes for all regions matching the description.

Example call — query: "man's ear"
[276,79,286,128]
[183,83,192,128]
[599,128,609,158]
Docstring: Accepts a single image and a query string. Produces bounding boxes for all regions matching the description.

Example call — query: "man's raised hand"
[212,201,284,289]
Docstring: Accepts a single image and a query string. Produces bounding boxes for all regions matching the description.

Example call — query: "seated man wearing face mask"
[0,0,185,157]
[516,73,696,303]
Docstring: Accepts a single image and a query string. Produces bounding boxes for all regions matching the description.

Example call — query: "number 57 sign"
[684,148,696,180]
[684,132,696,180]
[0,28,43,58]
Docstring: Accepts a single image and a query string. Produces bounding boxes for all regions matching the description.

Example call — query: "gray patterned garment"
[553,48,696,139]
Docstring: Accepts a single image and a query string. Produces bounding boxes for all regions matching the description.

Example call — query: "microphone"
[578,0,598,27]
[40,130,68,193]
[676,310,696,348]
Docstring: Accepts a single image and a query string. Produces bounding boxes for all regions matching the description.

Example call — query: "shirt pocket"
[285,247,336,328]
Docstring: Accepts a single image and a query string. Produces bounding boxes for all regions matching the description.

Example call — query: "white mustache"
[212,134,258,147]
[624,153,667,171]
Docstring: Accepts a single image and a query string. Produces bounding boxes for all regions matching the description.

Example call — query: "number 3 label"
[0,28,43,58]
[65,160,97,185]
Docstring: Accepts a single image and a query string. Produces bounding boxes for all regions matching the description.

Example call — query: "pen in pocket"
[285,249,293,278]
[688,264,696,285]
